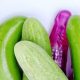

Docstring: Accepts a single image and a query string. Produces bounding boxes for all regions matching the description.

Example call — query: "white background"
[0,0,80,32]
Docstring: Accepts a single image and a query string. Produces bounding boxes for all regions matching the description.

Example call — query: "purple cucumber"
[49,10,72,79]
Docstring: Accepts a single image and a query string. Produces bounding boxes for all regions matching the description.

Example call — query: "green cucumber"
[66,16,80,80]
[22,18,52,80]
[22,18,52,56]
[14,41,68,80]
[0,17,26,80]
[23,74,29,80]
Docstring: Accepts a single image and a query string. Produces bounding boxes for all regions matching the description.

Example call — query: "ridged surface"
[22,18,52,80]
[22,18,52,56]
[14,41,68,80]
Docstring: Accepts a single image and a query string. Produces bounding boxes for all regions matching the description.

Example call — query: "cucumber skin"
[14,41,68,80]
[22,18,52,80]
[0,17,26,80]
[22,18,52,56]
[23,74,29,80]
[66,16,80,80]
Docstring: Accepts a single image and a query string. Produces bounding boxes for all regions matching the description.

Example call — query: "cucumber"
[22,18,52,56]
[22,18,52,80]
[23,74,29,80]
[14,41,68,80]
[0,17,26,80]
[66,16,80,80]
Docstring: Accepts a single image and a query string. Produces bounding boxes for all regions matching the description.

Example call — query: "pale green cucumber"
[22,18,52,80]
[14,41,68,80]
[0,17,26,80]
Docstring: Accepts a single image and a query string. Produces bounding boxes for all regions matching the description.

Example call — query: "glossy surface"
[50,10,71,74]
[0,17,25,80]
[67,16,80,80]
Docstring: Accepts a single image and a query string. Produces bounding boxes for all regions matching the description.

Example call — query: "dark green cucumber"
[66,16,80,80]
[14,41,68,80]
[0,17,26,80]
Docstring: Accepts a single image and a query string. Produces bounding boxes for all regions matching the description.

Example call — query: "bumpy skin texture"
[22,18,52,56]
[14,41,68,80]
[22,18,52,80]
[0,17,25,80]
[67,16,80,80]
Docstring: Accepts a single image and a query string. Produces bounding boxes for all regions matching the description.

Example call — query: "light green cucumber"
[0,17,26,80]
[14,41,68,80]
[22,17,52,80]
[22,18,52,56]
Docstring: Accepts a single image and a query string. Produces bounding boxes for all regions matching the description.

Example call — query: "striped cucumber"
[14,41,68,80]
[22,18,52,79]
[0,17,25,80]
[22,18,52,56]
[66,16,80,80]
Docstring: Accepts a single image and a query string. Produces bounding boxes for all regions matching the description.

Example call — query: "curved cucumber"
[66,16,80,80]
[22,18,52,56]
[22,18,52,80]
[14,41,68,80]
[0,17,25,80]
